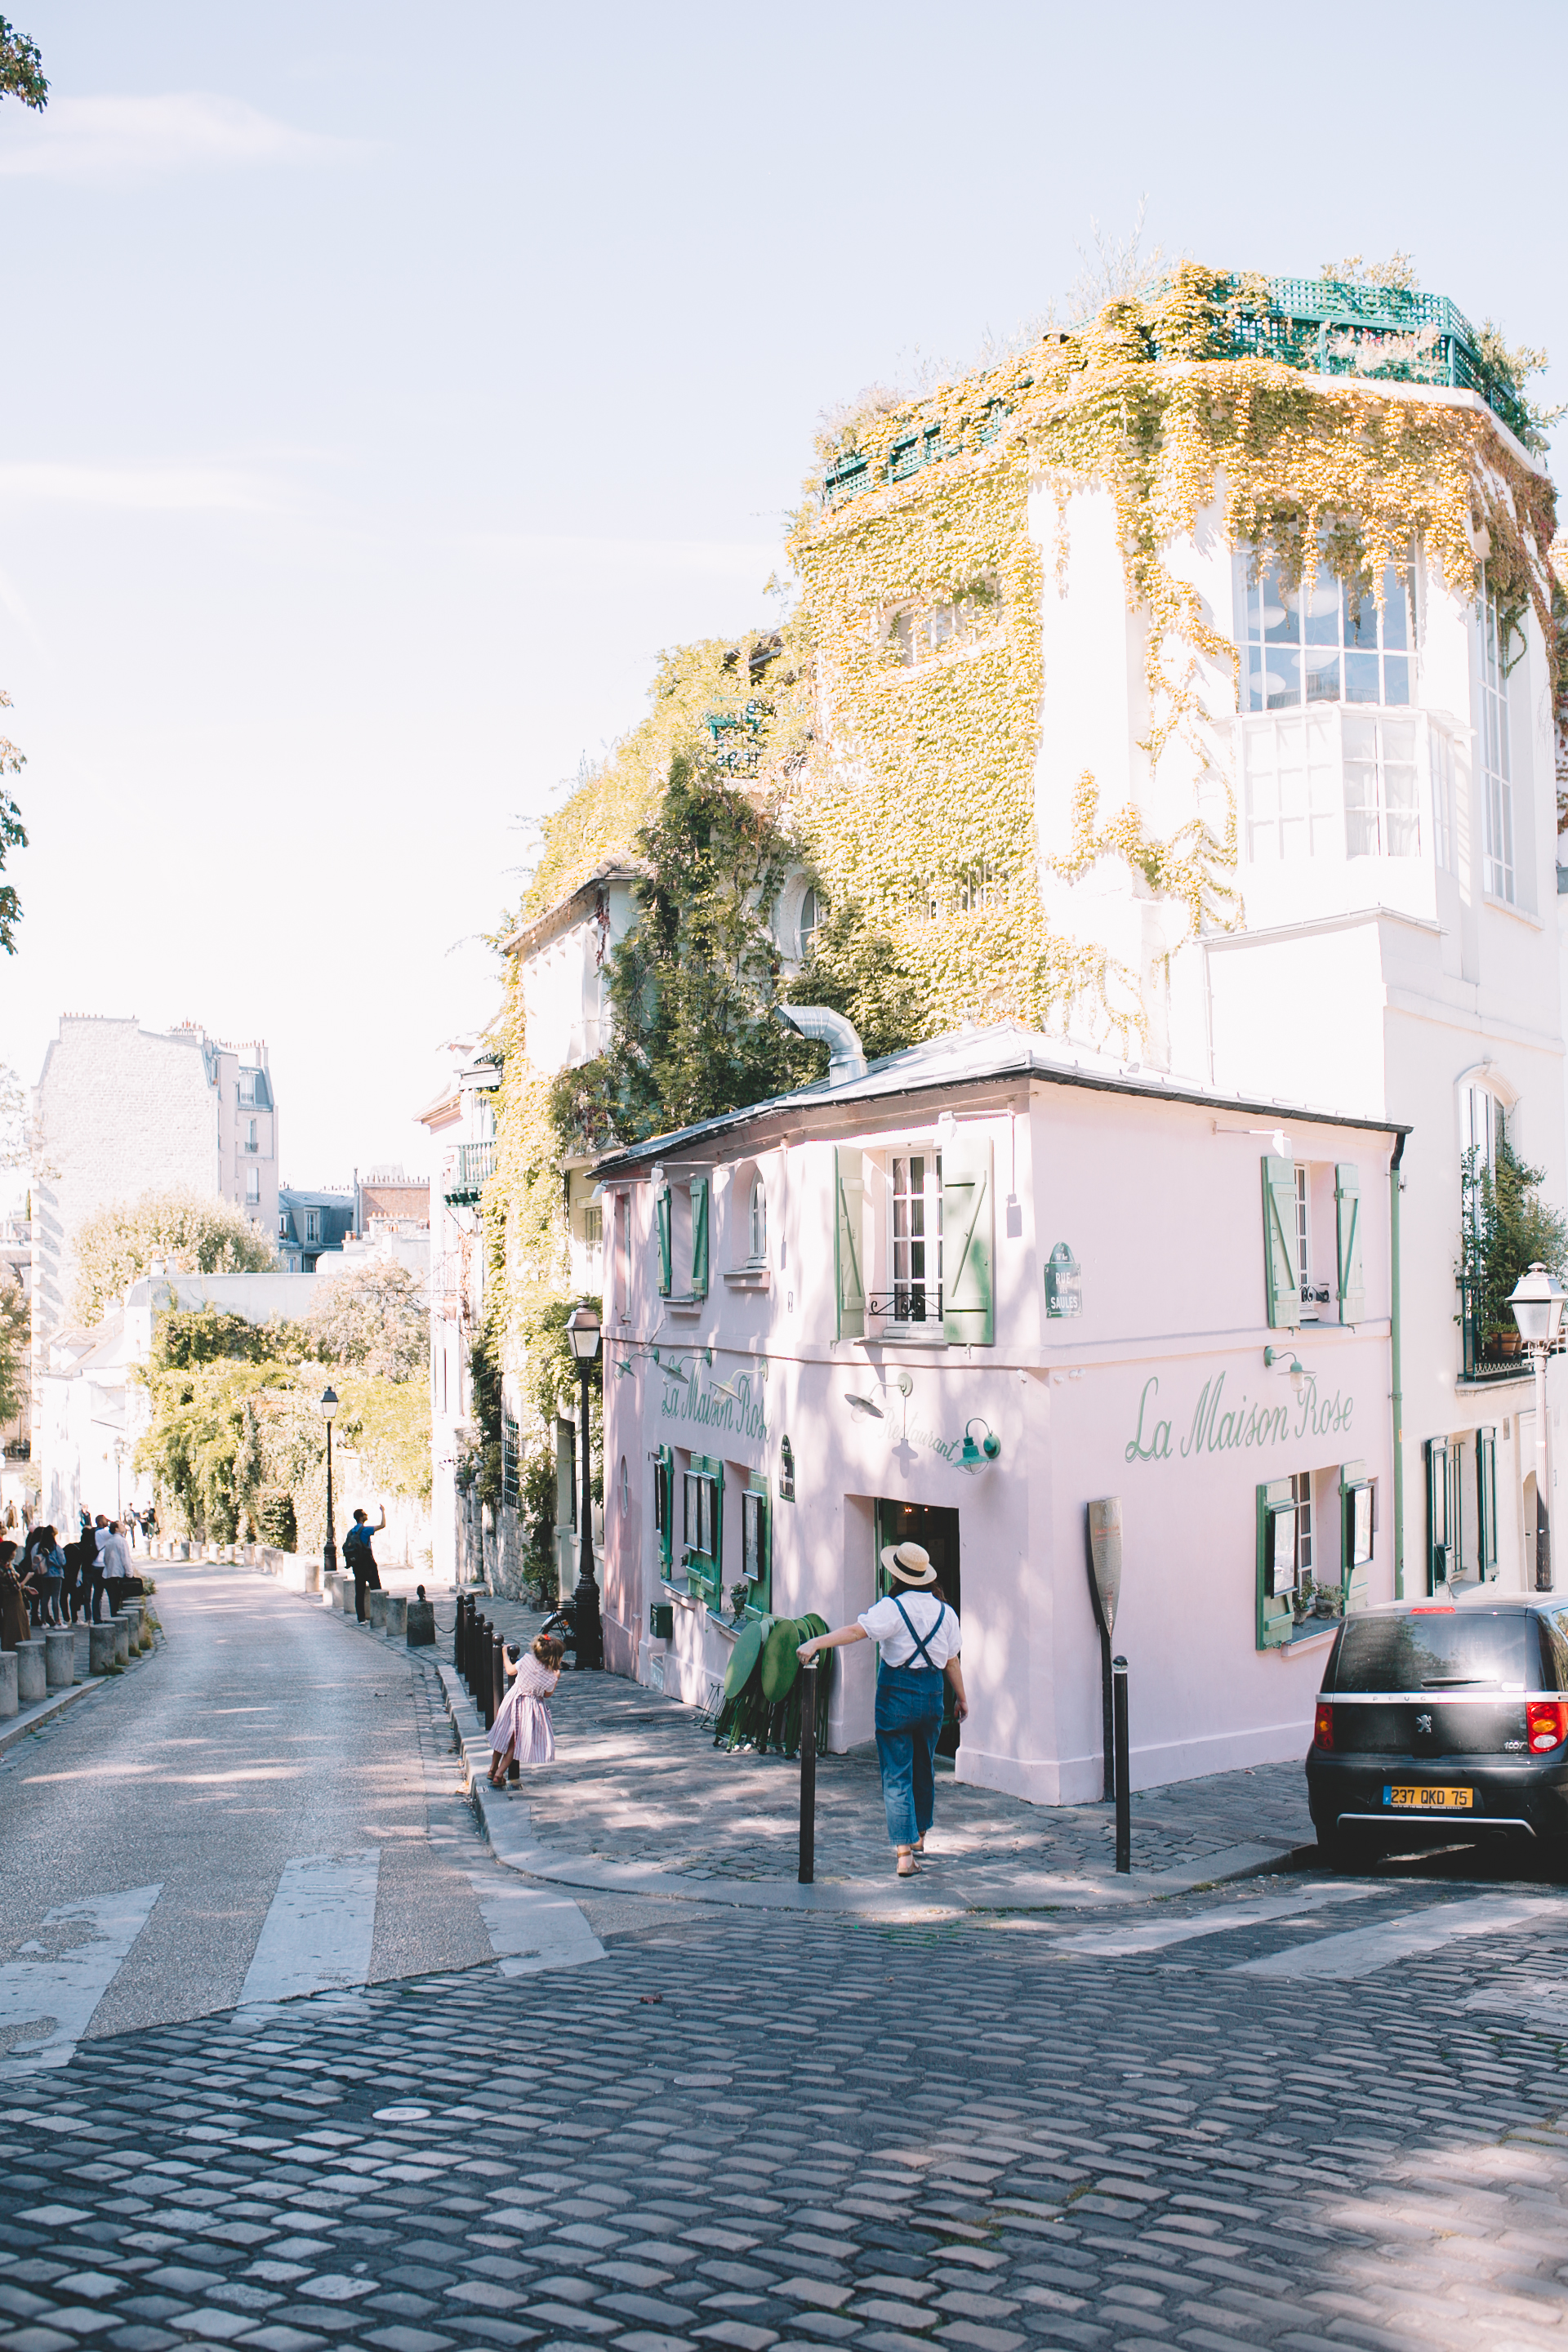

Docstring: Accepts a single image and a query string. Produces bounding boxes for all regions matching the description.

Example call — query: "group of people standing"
[2,1512,141,1632]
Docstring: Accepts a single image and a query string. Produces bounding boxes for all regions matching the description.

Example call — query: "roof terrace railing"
[821,278,1532,507]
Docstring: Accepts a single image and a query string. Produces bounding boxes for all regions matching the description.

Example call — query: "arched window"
[799,886,822,961]
[749,1175,768,1265]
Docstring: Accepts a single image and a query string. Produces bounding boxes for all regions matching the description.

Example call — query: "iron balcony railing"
[443,1141,496,1205]
[866,1285,943,1326]
[822,277,1532,507]
[1458,1276,1568,1383]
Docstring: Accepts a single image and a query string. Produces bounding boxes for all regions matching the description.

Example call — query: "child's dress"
[490,1651,559,1765]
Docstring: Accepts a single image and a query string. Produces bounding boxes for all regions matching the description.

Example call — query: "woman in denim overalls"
[798,1540,967,1878]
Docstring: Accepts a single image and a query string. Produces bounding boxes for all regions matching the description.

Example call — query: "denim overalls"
[874,1595,948,1848]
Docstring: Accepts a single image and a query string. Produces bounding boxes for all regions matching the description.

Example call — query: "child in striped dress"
[488,1633,564,1784]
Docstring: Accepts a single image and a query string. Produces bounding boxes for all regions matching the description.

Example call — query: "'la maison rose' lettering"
[1124,1371,1355,1466]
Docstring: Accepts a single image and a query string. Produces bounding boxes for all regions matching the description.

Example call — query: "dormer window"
[238,1069,258,1108]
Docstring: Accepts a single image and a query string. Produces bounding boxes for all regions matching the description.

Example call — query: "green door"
[874,1498,963,1757]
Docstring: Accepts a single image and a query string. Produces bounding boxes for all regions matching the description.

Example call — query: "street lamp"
[318,1386,341,1579]
[565,1303,604,1671]
[1508,1262,1566,1592]
[114,1436,129,1519]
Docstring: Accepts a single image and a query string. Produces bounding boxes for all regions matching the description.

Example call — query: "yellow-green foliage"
[336,1373,432,1505]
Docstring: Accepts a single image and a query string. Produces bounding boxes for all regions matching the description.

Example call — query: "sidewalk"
[408,1587,1318,1914]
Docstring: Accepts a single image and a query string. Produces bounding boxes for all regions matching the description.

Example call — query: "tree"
[304,1258,427,1381]
[0,1274,26,1425]
[72,1188,276,1325]
[786,893,926,1066]
[0,23,44,951]
[1459,1132,1568,1348]
[0,17,47,110]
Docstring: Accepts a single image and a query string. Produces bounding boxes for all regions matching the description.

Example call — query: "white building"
[29,1016,281,1432]
[417,1040,501,1588]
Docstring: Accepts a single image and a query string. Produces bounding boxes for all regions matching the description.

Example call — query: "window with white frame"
[304,1208,321,1245]
[798,885,822,960]
[1243,712,1339,861]
[1460,1085,1502,1236]
[1290,1470,1314,1586]
[891,1153,942,1321]
[245,1166,261,1205]
[1236,546,1415,713]
[748,1174,767,1264]
[583,1205,603,1249]
[888,577,998,669]
[1480,572,1515,902]
[238,1069,258,1108]
[1430,724,1455,874]
[1343,715,1419,858]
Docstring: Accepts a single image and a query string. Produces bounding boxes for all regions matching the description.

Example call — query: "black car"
[1306,1592,1568,1862]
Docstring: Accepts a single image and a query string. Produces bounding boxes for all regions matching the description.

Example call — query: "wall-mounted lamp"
[1264,1346,1309,1401]
[1045,1242,1082,1319]
[960,1417,1002,1472]
[844,1392,884,1419]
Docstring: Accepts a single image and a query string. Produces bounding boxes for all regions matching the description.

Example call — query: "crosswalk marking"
[463,1869,606,1976]
[1053,1881,1387,1958]
[1233,1892,1568,1980]
[0,1885,163,2074]
[239,1850,381,2006]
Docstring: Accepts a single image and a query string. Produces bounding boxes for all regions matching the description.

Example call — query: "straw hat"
[880,1539,938,1586]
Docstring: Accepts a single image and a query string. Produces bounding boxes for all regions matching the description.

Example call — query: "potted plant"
[1457,1134,1568,1362]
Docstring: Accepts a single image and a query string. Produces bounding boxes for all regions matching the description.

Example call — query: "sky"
[0,0,1564,1187]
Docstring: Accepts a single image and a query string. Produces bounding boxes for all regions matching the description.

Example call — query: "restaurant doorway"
[875,1498,962,1756]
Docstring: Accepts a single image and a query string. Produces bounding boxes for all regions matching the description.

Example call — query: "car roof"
[1345,1589,1557,1619]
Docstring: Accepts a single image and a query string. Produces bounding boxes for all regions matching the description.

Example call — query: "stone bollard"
[367,1588,388,1632]
[0,1650,17,1717]
[89,1623,117,1675]
[384,1595,408,1641]
[16,1639,47,1704]
[44,1627,75,1689]
[301,1558,320,1595]
[406,1598,435,1647]
[112,1615,131,1666]
[339,1579,357,1616]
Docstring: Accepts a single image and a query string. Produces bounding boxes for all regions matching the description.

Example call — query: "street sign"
[1087,1497,1122,1637]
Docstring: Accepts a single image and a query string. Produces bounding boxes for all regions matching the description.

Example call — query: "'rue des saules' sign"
[1124,1370,1355,1467]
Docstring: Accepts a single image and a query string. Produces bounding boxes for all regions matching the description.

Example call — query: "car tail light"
[1526,1699,1568,1754]
[1313,1701,1334,1751]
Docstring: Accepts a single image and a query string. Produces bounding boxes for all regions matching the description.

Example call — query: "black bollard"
[483,1620,497,1732]
[798,1660,817,1885]
[1112,1655,1130,1874]
[456,1593,467,1676]
[492,1628,506,1728]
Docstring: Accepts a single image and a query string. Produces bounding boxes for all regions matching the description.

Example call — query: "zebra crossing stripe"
[464,1869,607,1976]
[238,1850,381,2006]
[1053,1881,1387,1958]
[0,1885,163,2073]
[1233,1891,1568,1980]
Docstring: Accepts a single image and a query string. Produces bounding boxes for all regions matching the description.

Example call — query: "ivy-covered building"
[463,265,1568,1780]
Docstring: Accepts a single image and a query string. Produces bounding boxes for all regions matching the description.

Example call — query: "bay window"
[1236,549,1415,714]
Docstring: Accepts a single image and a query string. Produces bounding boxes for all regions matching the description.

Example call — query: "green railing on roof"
[821,278,1533,506]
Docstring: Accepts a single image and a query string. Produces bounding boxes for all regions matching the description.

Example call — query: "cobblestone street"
[7,1880,1568,2352]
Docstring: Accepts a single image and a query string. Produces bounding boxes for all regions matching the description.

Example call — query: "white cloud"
[0,93,362,182]
[0,461,280,513]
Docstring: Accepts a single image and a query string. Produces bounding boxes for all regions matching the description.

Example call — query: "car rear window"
[1331,1610,1530,1693]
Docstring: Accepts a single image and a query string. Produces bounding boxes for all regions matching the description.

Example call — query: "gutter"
[1389,1129,1407,1601]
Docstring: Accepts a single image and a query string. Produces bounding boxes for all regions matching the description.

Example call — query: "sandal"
[896,1848,920,1878]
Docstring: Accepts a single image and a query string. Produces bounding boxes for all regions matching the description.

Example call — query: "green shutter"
[1334,1163,1365,1325]
[1477,1427,1498,1579]
[1339,1457,1371,1615]
[690,1178,709,1298]
[1256,1477,1296,1650]
[942,1135,995,1346]
[835,1147,866,1340]
[1425,1436,1453,1591]
[656,1185,672,1297]
[656,1445,674,1575]
[1262,1155,1300,1329]
[743,1477,772,1618]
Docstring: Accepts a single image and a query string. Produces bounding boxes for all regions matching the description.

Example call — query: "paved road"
[0,1566,603,2064]
[4,1864,1568,2350]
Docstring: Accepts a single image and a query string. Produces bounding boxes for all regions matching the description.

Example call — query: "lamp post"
[1508,1262,1566,1592]
[114,1436,128,1520]
[318,1386,341,1579]
[565,1303,604,1670]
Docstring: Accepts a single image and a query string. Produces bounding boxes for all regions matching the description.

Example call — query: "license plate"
[1383,1784,1474,1811]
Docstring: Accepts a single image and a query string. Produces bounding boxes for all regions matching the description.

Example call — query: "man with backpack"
[341,1505,385,1623]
